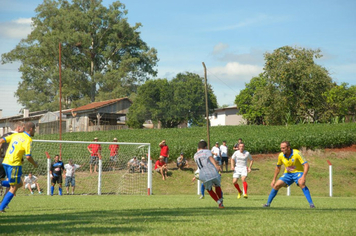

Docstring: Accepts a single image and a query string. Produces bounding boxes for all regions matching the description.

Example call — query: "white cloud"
[213,43,229,55]
[209,62,262,82]
[0,17,32,39]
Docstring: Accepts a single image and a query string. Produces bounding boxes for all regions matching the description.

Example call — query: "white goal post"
[14,139,152,196]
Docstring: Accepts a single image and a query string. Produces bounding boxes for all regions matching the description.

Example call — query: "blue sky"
[0,0,355,117]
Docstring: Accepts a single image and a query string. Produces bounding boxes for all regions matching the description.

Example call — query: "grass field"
[1,195,355,235]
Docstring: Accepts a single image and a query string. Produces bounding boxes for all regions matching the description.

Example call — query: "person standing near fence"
[109,138,119,171]
[159,140,169,164]
[87,137,101,173]
[220,141,229,172]
[50,155,65,196]
[64,159,84,195]
[0,122,38,213]
[263,141,315,208]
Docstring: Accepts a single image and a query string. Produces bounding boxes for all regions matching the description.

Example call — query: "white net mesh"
[7,140,151,196]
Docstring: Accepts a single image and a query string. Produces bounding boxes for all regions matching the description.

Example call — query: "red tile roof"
[68,97,131,113]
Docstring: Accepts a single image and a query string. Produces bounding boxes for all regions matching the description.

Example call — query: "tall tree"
[262,46,334,124]
[127,72,218,128]
[1,0,158,111]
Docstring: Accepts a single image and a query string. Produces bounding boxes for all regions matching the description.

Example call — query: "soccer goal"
[14,140,152,196]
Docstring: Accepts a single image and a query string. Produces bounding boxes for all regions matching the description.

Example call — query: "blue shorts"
[214,156,222,165]
[2,164,22,185]
[279,172,303,186]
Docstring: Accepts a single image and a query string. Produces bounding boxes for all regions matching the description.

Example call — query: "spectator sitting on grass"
[154,156,168,180]
[23,173,42,194]
[177,152,189,170]
[140,157,147,174]
[127,156,139,173]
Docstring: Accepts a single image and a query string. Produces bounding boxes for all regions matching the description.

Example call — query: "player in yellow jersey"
[0,122,38,212]
[263,141,315,208]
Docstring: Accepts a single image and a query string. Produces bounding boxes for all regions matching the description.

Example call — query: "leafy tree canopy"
[127,72,218,128]
[1,0,158,111]
[235,46,334,125]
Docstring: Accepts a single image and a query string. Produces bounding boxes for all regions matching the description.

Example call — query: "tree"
[1,0,158,111]
[262,46,334,124]
[235,46,334,125]
[235,75,267,124]
[323,83,356,122]
[127,72,218,128]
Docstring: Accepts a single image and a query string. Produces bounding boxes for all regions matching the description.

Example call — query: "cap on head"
[215,142,219,144]
[159,155,164,159]
[94,137,98,140]
[180,152,184,155]
[113,138,117,141]
[142,157,145,160]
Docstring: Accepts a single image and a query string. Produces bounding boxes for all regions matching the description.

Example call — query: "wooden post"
[202,62,210,149]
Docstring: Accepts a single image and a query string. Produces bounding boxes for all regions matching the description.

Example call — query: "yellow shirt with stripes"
[277,149,307,173]
[2,132,32,166]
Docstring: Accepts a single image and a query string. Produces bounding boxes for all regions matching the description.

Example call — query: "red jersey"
[88,143,101,156]
[160,145,169,157]
[154,160,166,170]
[109,144,119,156]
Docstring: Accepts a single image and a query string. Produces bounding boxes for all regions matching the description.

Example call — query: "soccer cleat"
[262,204,270,207]
[38,191,42,194]
[199,195,204,199]
[31,192,34,195]
[310,204,316,208]
[1,210,6,213]
[243,194,248,199]
[218,202,225,209]
[237,192,242,199]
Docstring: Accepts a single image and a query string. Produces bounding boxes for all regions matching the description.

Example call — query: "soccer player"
[263,141,315,208]
[194,140,224,208]
[109,138,119,171]
[231,142,254,199]
[50,154,65,196]
[87,137,102,173]
[0,121,24,205]
[0,122,38,212]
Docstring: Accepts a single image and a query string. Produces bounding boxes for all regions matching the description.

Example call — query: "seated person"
[127,156,139,173]
[177,152,188,170]
[23,172,42,194]
[154,156,168,180]
[140,157,147,174]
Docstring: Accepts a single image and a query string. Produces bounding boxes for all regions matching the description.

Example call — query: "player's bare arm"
[248,160,254,173]
[26,156,38,168]
[230,158,235,171]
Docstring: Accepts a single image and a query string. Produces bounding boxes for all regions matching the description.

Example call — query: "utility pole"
[59,43,62,157]
[202,62,210,149]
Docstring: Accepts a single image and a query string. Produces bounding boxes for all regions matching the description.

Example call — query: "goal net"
[10,140,152,196]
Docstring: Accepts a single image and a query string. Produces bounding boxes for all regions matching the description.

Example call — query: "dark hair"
[198,141,207,149]
[281,141,291,147]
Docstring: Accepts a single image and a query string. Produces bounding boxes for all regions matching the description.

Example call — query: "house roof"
[64,97,131,113]
[213,105,238,112]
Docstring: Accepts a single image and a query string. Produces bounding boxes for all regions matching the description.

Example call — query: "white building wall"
[209,111,226,126]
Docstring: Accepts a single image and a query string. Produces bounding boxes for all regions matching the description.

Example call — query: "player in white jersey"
[231,143,254,199]
[194,140,224,208]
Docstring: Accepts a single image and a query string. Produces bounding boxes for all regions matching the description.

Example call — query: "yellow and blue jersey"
[277,149,307,173]
[2,132,32,166]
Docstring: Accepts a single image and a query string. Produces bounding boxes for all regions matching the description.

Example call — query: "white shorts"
[25,183,36,189]
[203,176,221,191]
[233,167,248,179]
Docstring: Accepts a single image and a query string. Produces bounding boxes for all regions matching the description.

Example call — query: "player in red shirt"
[87,137,101,173]
[109,138,119,171]
[154,156,168,180]
[159,140,169,163]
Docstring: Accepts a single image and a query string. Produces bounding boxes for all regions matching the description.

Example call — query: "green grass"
[1,195,355,235]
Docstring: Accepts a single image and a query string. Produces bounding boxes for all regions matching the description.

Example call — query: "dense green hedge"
[34,123,356,160]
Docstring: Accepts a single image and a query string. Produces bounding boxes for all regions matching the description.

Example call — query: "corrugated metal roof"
[66,97,131,113]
